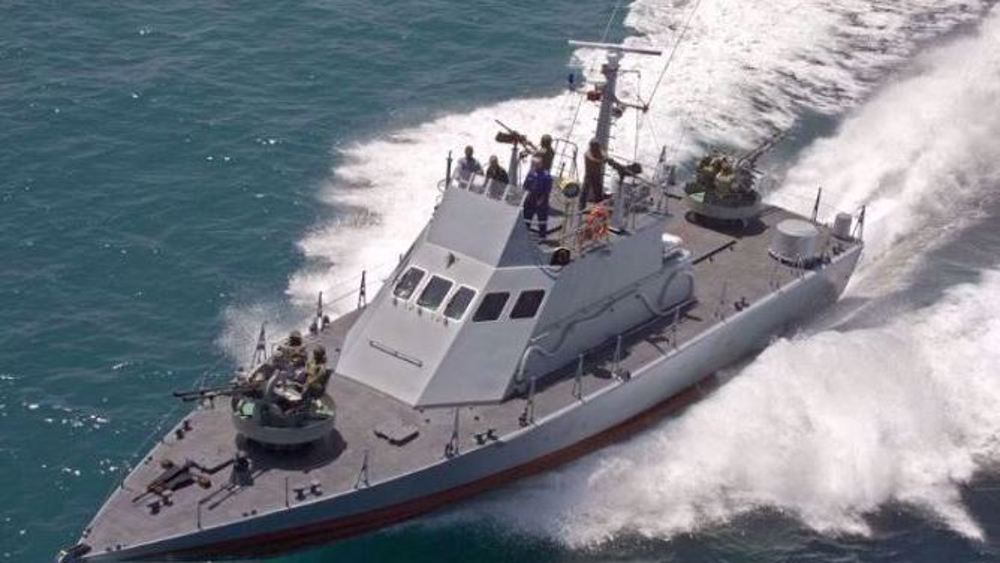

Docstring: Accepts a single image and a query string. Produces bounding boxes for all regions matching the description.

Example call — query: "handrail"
[369,339,423,367]
[552,137,580,183]
[638,269,695,316]
[532,253,686,338]
[515,263,693,385]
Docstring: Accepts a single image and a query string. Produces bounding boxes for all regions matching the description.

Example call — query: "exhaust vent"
[832,212,853,240]
[769,219,819,266]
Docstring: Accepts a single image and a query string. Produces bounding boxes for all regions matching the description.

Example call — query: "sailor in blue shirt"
[522,155,553,236]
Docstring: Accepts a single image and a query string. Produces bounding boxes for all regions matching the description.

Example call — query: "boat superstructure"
[59,41,864,562]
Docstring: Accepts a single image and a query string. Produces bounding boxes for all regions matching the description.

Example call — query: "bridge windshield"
[417,276,453,311]
[449,172,524,206]
[393,267,425,300]
[444,286,476,321]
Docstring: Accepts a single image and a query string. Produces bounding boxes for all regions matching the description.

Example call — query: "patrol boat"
[59,41,864,562]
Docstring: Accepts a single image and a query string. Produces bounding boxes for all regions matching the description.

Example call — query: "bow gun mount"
[173,358,337,450]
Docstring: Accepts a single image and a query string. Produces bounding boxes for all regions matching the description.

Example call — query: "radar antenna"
[567,40,662,231]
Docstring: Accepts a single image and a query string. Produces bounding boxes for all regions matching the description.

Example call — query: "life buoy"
[580,203,610,243]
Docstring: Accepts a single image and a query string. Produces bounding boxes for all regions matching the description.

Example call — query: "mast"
[593,51,620,151]
[568,41,662,231]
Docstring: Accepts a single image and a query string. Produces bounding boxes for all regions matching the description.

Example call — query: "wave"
[779,4,1000,269]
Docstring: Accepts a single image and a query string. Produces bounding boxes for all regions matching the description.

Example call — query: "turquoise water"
[4,1,1000,562]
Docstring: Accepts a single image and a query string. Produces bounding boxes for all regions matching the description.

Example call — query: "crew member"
[303,346,331,401]
[454,145,483,183]
[696,155,716,191]
[522,155,553,236]
[485,154,509,185]
[582,139,607,207]
[276,330,306,368]
[536,134,555,172]
[715,159,735,195]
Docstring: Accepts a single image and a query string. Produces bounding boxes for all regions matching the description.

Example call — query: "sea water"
[2,1,1000,561]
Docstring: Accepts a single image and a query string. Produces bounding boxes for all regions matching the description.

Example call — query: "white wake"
[463,271,1000,543]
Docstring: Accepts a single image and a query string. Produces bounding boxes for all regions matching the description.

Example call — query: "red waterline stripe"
[149,375,718,561]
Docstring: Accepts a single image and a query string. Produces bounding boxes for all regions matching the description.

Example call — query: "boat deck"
[80,198,854,558]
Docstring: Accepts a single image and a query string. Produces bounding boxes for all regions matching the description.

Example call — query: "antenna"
[250,322,268,368]
[567,40,663,57]
[568,40,661,232]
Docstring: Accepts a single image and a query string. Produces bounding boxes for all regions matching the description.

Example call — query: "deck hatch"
[373,420,420,446]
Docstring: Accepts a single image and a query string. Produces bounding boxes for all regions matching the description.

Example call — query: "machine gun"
[172,379,261,403]
[735,132,785,170]
[494,119,538,153]
[607,158,643,179]
[131,458,235,504]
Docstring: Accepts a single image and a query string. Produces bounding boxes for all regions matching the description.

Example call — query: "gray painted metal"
[68,198,862,561]
[769,219,821,263]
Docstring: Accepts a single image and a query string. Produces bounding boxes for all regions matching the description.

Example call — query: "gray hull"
[82,244,860,561]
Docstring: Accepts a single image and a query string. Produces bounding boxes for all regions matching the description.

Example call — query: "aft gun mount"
[681,134,786,226]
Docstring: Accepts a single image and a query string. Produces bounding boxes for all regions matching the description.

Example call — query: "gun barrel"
[172,383,246,400]
[739,134,784,165]
[493,119,535,150]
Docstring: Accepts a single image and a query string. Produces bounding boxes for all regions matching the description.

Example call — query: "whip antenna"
[647,0,704,104]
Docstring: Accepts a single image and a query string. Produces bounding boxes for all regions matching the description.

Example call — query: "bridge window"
[444,286,476,320]
[393,267,425,300]
[473,292,510,322]
[417,275,453,311]
[510,290,546,319]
